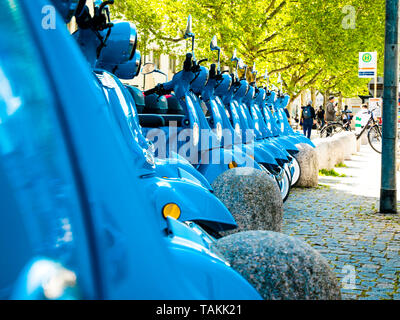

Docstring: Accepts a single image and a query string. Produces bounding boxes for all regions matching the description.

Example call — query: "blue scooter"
[189,38,291,195]
[213,51,292,200]
[0,0,262,299]
[238,64,302,186]
[137,16,260,184]
[263,77,315,148]
[249,83,302,186]
[234,63,299,190]
[73,8,240,235]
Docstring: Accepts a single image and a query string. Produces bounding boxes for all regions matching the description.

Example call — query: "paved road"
[283,144,400,300]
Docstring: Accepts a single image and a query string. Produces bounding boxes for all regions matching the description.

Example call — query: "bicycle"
[319,120,345,138]
[321,108,382,153]
[362,110,382,153]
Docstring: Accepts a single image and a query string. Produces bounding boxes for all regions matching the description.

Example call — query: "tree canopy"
[113,0,386,101]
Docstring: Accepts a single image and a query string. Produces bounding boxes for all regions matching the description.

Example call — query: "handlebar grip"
[143,87,158,96]
[183,53,193,72]
[209,64,217,79]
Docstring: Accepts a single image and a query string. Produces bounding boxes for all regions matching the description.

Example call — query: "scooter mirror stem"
[184,15,196,61]
[277,73,283,92]
[240,65,248,80]
[154,69,169,82]
[217,50,221,73]
[210,35,221,73]
[251,63,258,86]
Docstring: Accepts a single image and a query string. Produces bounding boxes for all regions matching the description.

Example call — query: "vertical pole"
[374,73,378,98]
[380,0,399,214]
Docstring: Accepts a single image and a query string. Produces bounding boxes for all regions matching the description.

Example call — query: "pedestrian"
[316,105,325,128]
[342,105,353,124]
[300,100,316,139]
[326,96,336,122]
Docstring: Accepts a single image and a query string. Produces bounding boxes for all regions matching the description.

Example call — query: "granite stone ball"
[214,231,342,300]
[211,167,283,234]
[294,143,319,187]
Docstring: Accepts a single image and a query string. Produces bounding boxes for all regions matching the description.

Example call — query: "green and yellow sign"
[362,53,372,63]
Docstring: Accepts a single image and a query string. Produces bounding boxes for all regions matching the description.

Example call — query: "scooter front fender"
[155,157,212,190]
[269,136,299,155]
[197,147,261,183]
[290,133,316,147]
[255,140,289,164]
[250,143,279,166]
[153,178,237,232]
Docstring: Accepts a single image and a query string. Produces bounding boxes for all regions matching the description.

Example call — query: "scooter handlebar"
[143,87,158,96]
[183,53,193,72]
[143,83,173,96]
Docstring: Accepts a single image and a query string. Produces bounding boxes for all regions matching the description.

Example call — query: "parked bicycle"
[319,120,345,138]
[320,108,382,153]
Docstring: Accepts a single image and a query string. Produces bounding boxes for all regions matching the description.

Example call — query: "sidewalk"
[283,145,400,300]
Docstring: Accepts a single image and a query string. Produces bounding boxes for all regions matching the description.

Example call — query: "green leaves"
[113,0,385,98]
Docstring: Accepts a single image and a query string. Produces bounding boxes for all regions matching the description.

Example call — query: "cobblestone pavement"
[283,145,400,300]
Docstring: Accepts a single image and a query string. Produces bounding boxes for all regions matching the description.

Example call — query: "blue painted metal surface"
[138,54,261,184]
[86,22,236,231]
[0,0,261,300]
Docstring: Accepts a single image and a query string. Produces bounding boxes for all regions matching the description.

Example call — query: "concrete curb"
[313,132,358,170]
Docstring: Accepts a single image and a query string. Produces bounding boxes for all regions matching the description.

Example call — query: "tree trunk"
[311,87,317,108]
[300,90,306,106]
[338,92,343,111]
[323,90,329,111]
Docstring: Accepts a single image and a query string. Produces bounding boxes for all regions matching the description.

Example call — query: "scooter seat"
[138,114,186,128]
[138,114,166,127]
[166,94,185,115]
[144,94,168,114]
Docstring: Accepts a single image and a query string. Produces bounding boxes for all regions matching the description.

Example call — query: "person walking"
[342,105,353,124]
[300,100,316,139]
[326,96,336,122]
[316,105,325,129]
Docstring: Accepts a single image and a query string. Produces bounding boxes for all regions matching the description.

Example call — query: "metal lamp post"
[380,0,399,214]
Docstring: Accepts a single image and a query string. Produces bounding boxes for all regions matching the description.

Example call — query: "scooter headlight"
[228,161,238,169]
[162,203,181,220]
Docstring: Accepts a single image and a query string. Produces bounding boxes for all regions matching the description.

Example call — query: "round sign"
[362,53,372,63]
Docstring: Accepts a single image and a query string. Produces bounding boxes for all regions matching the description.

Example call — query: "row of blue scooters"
[0,0,314,299]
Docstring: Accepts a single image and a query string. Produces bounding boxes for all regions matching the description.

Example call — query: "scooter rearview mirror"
[231,48,238,62]
[264,68,269,80]
[184,15,196,61]
[264,68,270,90]
[251,62,258,85]
[141,62,156,75]
[184,15,193,39]
[210,35,219,51]
[238,59,245,70]
[210,35,221,72]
